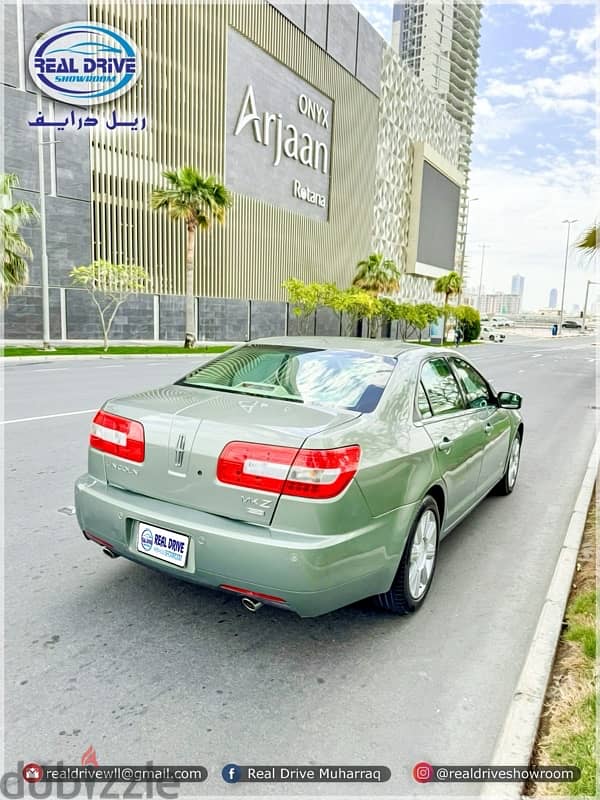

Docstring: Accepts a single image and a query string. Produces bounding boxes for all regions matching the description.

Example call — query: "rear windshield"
[177,345,396,412]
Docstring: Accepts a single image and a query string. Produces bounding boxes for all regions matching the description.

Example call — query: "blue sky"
[355,0,598,311]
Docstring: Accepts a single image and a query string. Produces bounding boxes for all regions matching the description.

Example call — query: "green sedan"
[74,337,523,617]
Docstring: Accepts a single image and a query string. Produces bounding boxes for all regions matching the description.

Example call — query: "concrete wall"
[2,288,411,343]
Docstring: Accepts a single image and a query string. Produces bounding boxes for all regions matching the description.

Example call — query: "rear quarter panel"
[302,352,440,518]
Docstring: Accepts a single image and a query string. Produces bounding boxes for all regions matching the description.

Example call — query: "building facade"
[392,1,482,282]
[549,288,558,309]
[477,293,521,316]
[510,274,524,311]
[2,0,465,342]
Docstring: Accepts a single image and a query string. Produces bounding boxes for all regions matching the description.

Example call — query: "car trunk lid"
[99,384,359,526]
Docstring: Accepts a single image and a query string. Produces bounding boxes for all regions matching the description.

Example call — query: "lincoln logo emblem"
[174,434,186,468]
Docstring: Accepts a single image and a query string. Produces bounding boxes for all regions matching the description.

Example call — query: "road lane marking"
[1,409,97,425]
[32,367,69,372]
[97,364,124,369]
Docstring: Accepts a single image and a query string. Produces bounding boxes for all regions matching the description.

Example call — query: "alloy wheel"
[408,509,438,600]
[508,437,521,489]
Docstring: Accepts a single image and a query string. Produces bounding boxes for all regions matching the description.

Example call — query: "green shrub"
[454,305,481,342]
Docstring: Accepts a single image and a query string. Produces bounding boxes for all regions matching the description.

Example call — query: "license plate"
[136,522,189,568]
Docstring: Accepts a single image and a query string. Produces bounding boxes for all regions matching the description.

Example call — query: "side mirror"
[497,391,522,409]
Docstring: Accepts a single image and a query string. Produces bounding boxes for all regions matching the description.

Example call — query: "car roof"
[250,336,455,359]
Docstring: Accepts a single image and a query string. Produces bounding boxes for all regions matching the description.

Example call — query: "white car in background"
[481,325,506,342]
[491,316,514,327]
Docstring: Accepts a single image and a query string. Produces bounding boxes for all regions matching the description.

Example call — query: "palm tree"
[1,173,38,303]
[352,252,401,295]
[151,167,232,347]
[352,253,401,336]
[434,270,463,345]
[575,223,597,254]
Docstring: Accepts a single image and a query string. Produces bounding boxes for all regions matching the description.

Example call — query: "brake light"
[90,410,145,463]
[217,442,361,499]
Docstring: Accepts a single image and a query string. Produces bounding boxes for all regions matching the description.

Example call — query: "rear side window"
[178,345,396,412]
[420,358,465,416]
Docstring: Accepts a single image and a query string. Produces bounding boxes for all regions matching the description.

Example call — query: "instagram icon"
[412,762,434,783]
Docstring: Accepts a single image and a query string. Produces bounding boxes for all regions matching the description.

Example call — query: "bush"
[454,305,481,342]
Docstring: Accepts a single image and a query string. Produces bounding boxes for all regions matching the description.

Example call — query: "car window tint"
[178,345,396,412]
[416,381,433,418]
[450,358,492,409]
[420,358,465,416]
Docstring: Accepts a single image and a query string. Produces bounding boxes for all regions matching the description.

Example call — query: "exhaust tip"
[102,547,119,559]
[241,597,263,613]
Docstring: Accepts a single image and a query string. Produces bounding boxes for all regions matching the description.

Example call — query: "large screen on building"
[416,162,460,270]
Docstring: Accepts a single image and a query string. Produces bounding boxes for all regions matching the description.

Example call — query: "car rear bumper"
[74,475,418,617]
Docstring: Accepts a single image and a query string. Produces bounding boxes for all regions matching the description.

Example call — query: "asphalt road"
[3,336,597,797]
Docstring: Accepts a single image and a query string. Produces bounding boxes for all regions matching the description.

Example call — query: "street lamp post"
[558,218,578,336]
[581,279,600,332]
[36,89,52,350]
[476,243,489,312]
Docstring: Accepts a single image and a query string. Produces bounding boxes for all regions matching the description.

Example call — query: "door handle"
[484,422,493,435]
[438,437,453,452]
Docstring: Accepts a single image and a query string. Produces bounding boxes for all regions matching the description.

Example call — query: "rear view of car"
[75,341,409,617]
[75,338,523,618]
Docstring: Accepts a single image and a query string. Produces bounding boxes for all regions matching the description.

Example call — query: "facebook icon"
[222,764,242,783]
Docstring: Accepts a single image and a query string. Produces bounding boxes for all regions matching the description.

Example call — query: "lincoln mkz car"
[75,338,523,617]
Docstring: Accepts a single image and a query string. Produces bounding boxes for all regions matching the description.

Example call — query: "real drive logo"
[222,764,241,783]
[140,528,154,552]
[29,21,141,105]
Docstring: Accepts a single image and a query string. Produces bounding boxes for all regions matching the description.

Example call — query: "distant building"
[511,274,525,297]
[477,293,521,316]
[549,288,558,308]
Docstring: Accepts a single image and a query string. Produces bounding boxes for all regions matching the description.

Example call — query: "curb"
[480,435,599,799]
[1,353,219,363]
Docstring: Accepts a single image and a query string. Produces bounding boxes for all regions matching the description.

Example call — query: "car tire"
[375,496,440,615]
[494,432,522,496]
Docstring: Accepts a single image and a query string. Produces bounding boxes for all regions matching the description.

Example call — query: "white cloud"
[353,0,393,41]
[549,53,576,67]
[485,80,528,99]
[528,20,548,33]
[520,46,550,60]
[548,27,565,41]
[570,20,600,59]
[473,99,533,142]
[483,71,597,117]
[519,0,553,17]
[534,97,595,114]
[465,160,596,310]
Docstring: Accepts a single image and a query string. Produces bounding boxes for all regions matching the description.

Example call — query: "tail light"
[90,410,145,463]
[217,442,361,499]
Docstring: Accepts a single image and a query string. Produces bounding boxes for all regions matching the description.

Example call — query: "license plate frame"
[136,522,190,568]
